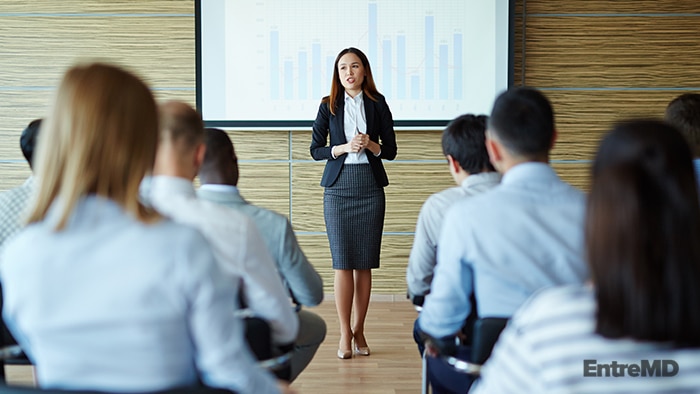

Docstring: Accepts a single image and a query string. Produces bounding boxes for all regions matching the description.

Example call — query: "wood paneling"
[236,163,289,216]
[523,17,700,87]
[524,1,700,14]
[0,17,194,88]
[0,163,32,192]
[547,90,685,160]
[0,1,193,13]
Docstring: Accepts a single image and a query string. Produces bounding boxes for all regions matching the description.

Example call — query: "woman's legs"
[334,269,354,354]
[352,269,372,350]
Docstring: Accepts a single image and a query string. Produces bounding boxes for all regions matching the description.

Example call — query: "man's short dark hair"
[665,93,700,157]
[199,128,239,186]
[488,87,555,157]
[20,118,42,169]
[441,114,494,174]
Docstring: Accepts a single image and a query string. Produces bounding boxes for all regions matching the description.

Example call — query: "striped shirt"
[471,285,700,394]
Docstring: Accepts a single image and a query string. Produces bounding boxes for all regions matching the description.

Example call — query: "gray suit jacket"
[197,188,323,306]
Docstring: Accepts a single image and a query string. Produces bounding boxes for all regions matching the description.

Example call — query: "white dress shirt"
[0,196,280,394]
[342,91,369,164]
[146,176,299,345]
[406,172,501,300]
[419,162,589,338]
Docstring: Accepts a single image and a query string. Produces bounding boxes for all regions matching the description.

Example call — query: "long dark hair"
[587,119,700,347]
[322,47,380,116]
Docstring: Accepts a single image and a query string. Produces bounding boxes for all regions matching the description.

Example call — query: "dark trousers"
[413,318,476,394]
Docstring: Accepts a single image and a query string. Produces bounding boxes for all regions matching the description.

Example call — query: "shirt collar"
[198,184,239,194]
[345,90,363,104]
[501,162,559,185]
[460,172,502,189]
[150,175,196,198]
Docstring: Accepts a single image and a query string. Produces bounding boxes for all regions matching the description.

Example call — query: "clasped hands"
[348,133,371,153]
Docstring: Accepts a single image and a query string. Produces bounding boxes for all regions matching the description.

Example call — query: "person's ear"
[486,133,502,165]
[194,143,207,170]
[446,155,460,174]
[550,129,558,150]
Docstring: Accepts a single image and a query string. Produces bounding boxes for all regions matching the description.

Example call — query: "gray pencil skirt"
[323,163,385,270]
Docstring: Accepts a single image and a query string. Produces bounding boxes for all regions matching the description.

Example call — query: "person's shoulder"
[421,186,464,213]
[239,202,288,227]
[512,285,594,328]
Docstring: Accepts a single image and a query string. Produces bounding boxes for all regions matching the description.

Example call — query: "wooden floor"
[4,299,423,393]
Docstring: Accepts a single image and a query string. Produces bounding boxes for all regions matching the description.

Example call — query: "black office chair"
[420,317,508,394]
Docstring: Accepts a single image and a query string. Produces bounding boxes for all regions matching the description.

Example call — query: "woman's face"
[337,52,365,96]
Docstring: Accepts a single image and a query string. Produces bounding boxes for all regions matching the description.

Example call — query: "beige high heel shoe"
[353,334,371,356]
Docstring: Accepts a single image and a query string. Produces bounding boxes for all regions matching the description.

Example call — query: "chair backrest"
[470,317,508,365]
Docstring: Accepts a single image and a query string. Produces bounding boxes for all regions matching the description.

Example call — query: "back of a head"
[159,101,205,151]
[199,128,239,186]
[20,118,42,169]
[488,87,555,158]
[441,114,494,174]
[587,119,700,346]
[29,62,159,230]
[665,93,700,157]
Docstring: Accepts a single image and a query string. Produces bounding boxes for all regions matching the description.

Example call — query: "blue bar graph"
[411,75,420,100]
[312,43,321,99]
[439,43,448,100]
[454,33,463,100]
[425,15,434,100]
[383,39,392,100]
[267,2,467,102]
[368,3,378,67]
[298,51,307,99]
[284,60,293,100]
[397,34,406,99]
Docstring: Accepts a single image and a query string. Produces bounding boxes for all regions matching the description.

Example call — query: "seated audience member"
[197,127,326,381]
[406,114,500,355]
[417,88,589,393]
[0,63,288,393]
[471,119,700,393]
[144,101,299,351]
[0,119,41,254]
[406,114,500,306]
[665,93,700,182]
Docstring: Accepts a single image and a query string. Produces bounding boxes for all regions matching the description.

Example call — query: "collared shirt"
[0,196,279,394]
[197,184,323,307]
[0,176,35,255]
[471,285,700,393]
[406,172,501,300]
[146,176,299,345]
[419,162,589,338]
[694,158,700,185]
[342,91,369,164]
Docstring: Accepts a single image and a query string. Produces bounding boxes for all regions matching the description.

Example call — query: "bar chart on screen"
[199,0,510,125]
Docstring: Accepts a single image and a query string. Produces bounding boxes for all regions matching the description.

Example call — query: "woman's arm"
[367,97,397,160]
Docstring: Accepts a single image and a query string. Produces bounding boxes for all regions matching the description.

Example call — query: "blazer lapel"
[332,99,348,143]
[364,97,376,137]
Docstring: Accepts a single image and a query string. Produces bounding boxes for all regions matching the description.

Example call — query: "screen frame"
[195,0,515,129]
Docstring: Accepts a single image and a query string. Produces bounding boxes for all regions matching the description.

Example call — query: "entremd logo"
[583,359,679,377]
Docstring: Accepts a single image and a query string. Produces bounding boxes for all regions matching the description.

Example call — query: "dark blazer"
[310,93,397,187]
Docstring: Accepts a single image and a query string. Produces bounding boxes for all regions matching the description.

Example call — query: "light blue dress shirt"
[0,196,279,394]
[419,162,589,338]
[694,158,700,185]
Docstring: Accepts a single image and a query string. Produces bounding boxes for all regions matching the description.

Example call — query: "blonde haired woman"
[0,63,288,394]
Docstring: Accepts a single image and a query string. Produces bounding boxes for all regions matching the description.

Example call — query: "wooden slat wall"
[1,0,698,294]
